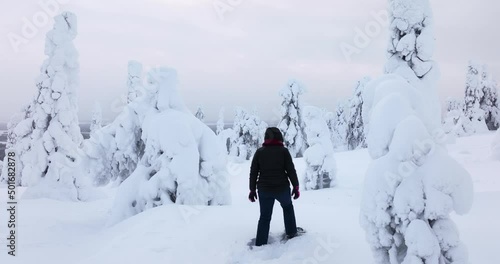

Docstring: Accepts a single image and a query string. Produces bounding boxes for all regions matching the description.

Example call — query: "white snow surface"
[493,130,500,160]
[0,133,498,264]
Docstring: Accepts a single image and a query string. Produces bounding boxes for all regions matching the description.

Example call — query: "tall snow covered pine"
[20,12,89,200]
[346,77,370,150]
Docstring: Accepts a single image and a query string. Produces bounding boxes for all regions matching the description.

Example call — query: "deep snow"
[0,133,499,264]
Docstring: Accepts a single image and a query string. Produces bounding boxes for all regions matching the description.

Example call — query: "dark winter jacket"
[249,127,299,192]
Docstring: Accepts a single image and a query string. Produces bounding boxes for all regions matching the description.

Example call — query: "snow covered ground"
[0,133,499,264]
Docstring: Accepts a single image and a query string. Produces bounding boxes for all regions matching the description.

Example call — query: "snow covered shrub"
[230,108,263,161]
[17,12,91,201]
[360,75,473,264]
[109,67,231,224]
[302,106,336,190]
[127,60,143,103]
[277,79,307,157]
[442,98,468,137]
[346,77,370,150]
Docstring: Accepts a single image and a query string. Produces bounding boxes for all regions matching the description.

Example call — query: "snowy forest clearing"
[1,132,498,264]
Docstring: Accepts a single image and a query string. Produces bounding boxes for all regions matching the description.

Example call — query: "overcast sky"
[1,0,499,123]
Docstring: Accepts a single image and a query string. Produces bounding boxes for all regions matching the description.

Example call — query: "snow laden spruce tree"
[277,79,307,157]
[479,65,500,130]
[346,77,370,150]
[127,60,143,103]
[109,67,231,224]
[463,61,488,133]
[230,108,263,161]
[331,101,349,150]
[17,12,90,200]
[82,61,150,185]
[302,106,336,190]
[361,1,474,263]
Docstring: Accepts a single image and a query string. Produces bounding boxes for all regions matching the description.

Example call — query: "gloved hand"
[248,191,257,202]
[292,186,300,200]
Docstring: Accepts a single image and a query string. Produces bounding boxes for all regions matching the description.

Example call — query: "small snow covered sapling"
[195,106,205,121]
[230,108,262,161]
[302,106,336,190]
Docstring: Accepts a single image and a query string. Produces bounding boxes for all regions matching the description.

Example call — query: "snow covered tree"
[361,2,473,263]
[17,12,89,201]
[230,108,262,161]
[81,62,152,185]
[195,106,205,121]
[479,65,500,130]
[385,0,436,83]
[216,108,225,135]
[90,102,103,135]
[109,67,231,224]
[361,75,473,264]
[464,62,482,116]
[127,60,143,103]
[324,110,336,144]
[331,101,348,150]
[462,62,488,133]
[346,77,370,150]
[277,79,307,157]
[302,106,336,190]
[385,0,441,130]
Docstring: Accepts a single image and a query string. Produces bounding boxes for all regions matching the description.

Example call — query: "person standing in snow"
[249,127,300,246]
